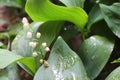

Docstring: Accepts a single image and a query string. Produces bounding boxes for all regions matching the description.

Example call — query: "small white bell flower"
[45,47,50,52]
[23,23,29,30]
[32,52,38,57]
[22,17,29,30]
[36,32,41,38]
[44,60,49,67]
[29,42,36,48]
[42,42,47,48]
[39,59,44,64]
[27,32,32,38]
[29,42,34,47]
[22,17,28,24]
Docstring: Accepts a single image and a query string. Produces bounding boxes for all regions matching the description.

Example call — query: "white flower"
[32,52,38,57]
[44,60,49,67]
[22,17,28,24]
[42,42,47,48]
[39,59,44,64]
[45,47,50,52]
[29,42,36,48]
[22,17,29,30]
[36,32,41,38]
[27,32,32,38]
[23,23,29,30]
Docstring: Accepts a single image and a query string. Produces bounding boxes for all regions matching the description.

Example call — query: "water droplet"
[71,57,75,65]
[64,27,67,31]
[91,55,96,60]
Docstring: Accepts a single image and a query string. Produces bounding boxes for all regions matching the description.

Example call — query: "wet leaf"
[100,3,120,38]
[34,37,90,80]
[78,35,114,79]
[0,49,22,69]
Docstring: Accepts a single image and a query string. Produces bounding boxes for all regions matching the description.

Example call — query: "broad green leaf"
[78,35,114,79]
[12,22,42,57]
[0,49,22,69]
[111,58,120,63]
[0,0,21,8]
[25,0,88,31]
[34,37,90,80]
[100,3,120,38]
[105,66,120,80]
[87,4,103,30]
[0,64,20,80]
[59,0,85,8]
[18,57,36,76]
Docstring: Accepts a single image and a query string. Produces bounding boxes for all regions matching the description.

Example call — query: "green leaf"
[87,4,103,30]
[0,0,21,8]
[0,49,22,69]
[105,66,120,80]
[12,22,42,57]
[25,0,88,31]
[100,3,120,38]
[0,64,20,80]
[111,58,120,63]
[78,35,114,79]
[59,0,85,8]
[34,37,90,80]
[18,57,36,76]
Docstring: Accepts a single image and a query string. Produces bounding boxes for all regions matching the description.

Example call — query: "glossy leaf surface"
[25,0,88,30]
[0,49,22,69]
[78,36,114,79]
[59,0,85,8]
[34,37,90,80]
[100,3,120,38]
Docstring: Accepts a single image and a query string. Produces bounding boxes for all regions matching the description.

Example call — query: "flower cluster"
[22,17,50,67]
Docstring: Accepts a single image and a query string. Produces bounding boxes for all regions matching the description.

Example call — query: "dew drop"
[64,27,67,31]
[91,55,96,60]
